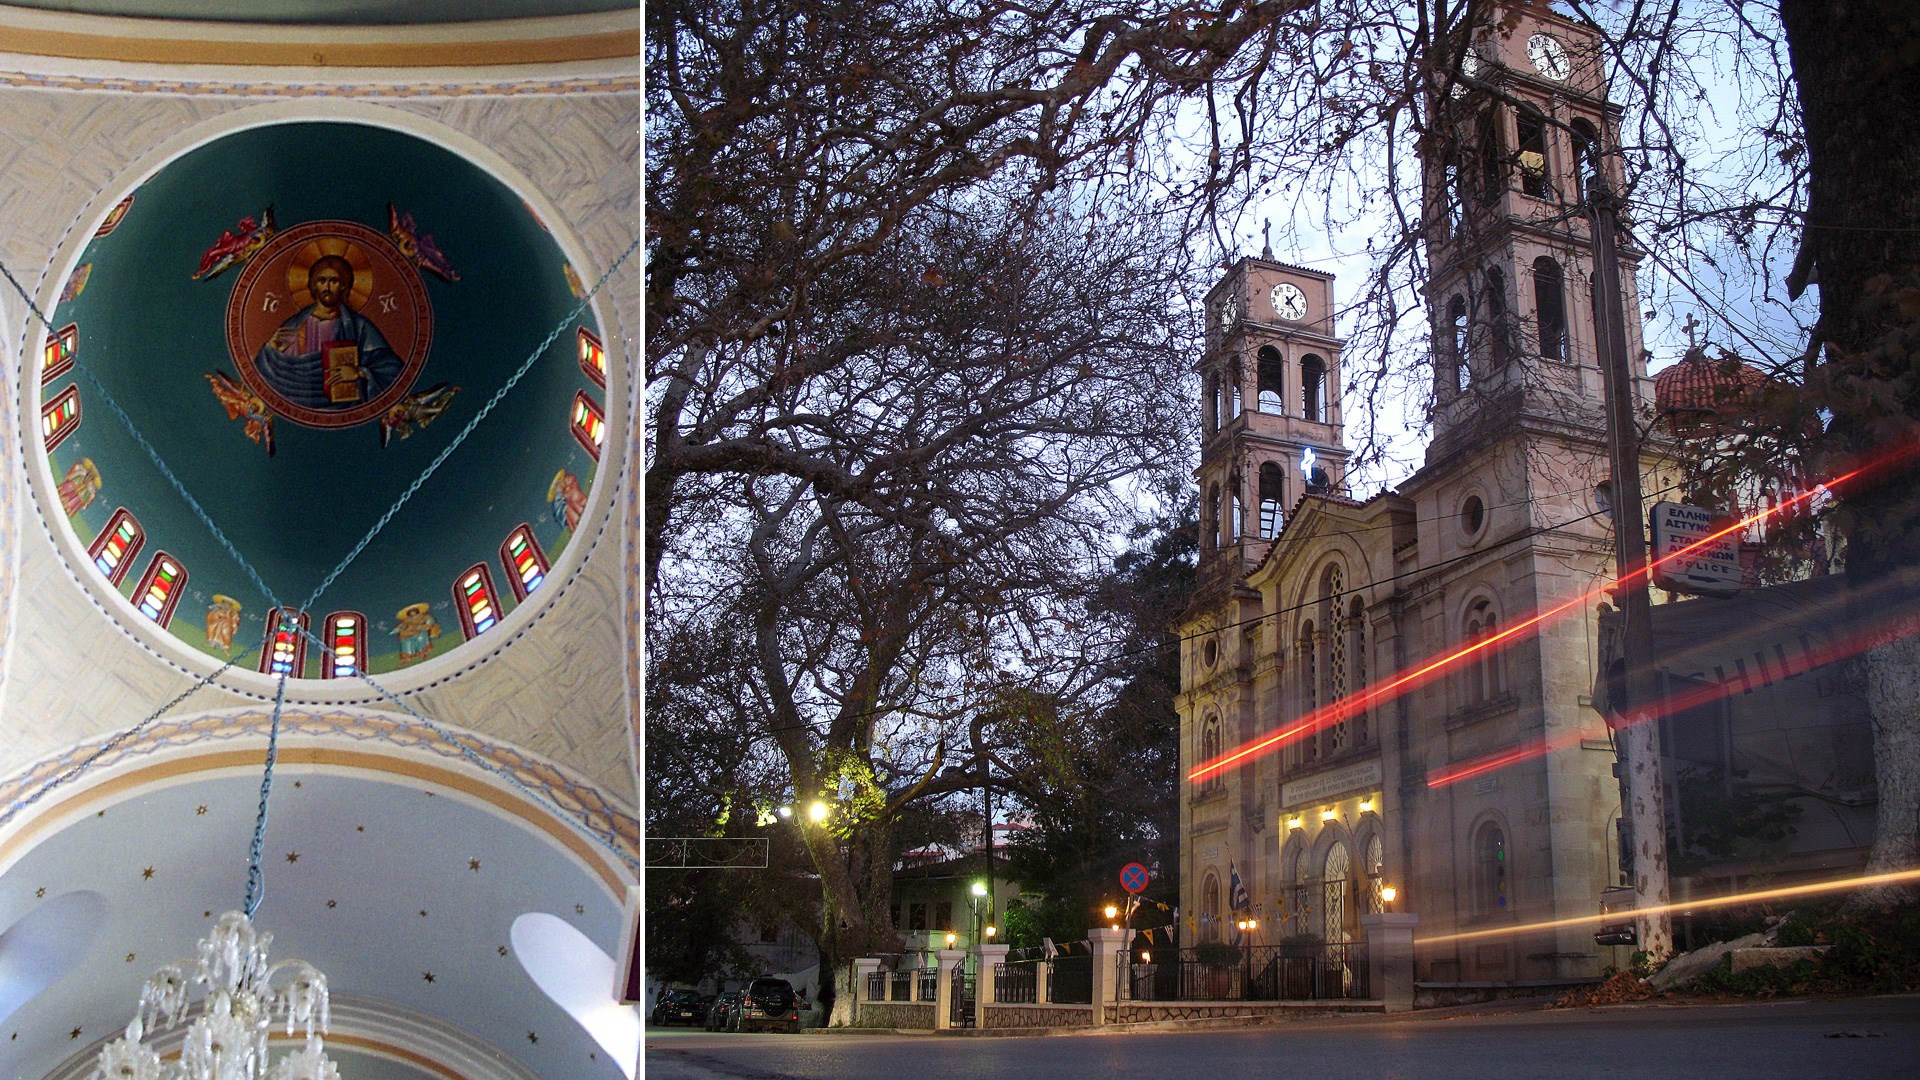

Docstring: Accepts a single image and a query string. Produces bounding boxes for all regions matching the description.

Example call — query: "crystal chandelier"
[93,910,336,1080]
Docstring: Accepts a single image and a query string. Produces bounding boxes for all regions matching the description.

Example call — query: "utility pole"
[1588,175,1673,962]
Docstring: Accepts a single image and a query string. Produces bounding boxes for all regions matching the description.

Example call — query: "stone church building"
[1177,1,1682,982]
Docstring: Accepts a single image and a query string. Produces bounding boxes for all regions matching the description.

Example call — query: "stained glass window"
[88,508,144,586]
[132,553,186,628]
[454,563,502,639]
[569,391,605,460]
[42,385,81,450]
[1477,822,1509,913]
[577,327,607,388]
[43,324,78,383]
[257,608,309,678]
[499,524,549,601]
[321,611,367,679]
[1323,842,1350,945]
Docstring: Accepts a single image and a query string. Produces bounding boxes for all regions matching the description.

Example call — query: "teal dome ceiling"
[37,120,606,680]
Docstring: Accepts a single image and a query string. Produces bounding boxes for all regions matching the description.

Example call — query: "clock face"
[1271,282,1308,321]
[1220,293,1239,328]
[1528,33,1571,80]
[1451,46,1481,97]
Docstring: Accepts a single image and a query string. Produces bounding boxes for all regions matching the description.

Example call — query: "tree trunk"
[1780,0,1920,909]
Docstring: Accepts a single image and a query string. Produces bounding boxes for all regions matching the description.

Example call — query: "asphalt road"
[646,995,1920,1079]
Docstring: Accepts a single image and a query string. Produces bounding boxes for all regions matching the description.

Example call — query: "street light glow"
[807,801,829,822]
[971,881,988,897]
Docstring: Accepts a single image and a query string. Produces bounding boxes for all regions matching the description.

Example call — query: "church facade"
[1177,1,1682,982]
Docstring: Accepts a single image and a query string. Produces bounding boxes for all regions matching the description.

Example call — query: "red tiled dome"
[1655,348,1775,416]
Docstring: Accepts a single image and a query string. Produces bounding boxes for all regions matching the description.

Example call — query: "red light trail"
[1188,448,1898,785]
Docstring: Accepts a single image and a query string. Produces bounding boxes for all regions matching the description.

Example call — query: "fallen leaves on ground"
[1550,970,1660,1008]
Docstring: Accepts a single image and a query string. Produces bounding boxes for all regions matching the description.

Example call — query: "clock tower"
[1195,257,1349,599]
[1423,0,1649,461]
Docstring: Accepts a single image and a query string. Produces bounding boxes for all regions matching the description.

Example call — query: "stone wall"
[982,1004,1093,1029]
[853,1002,935,1029]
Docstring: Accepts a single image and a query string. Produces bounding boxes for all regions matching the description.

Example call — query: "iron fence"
[890,969,913,1001]
[950,967,975,1026]
[1148,942,1370,1001]
[917,967,938,1002]
[866,970,887,1001]
[1047,953,1092,1004]
[994,960,1038,1003]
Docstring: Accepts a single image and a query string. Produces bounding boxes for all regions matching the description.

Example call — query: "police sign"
[1649,502,1743,596]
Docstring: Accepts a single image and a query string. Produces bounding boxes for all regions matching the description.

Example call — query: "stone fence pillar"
[933,949,964,1031]
[975,943,1009,1029]
[854,958,883,1023]
[1088,927,1129,1026]
[1360,913,1419,1012]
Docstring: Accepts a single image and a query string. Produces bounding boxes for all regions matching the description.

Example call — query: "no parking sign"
[1119,862,1149,894]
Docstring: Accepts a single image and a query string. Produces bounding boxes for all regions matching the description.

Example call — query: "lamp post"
[1236,917,1258,998]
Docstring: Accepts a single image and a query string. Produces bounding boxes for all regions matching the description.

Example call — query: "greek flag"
[1229,860,1250,913]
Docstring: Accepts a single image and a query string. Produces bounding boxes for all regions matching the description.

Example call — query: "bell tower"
[1195,257,1348,595]
[1423,0,1647,459]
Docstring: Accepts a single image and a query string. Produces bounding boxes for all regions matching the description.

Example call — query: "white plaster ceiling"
[0,748,634,1078]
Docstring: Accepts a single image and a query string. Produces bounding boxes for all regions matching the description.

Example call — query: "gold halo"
[547,468,571,501]
[397,602,431,620]
[210,594,241,611]
[285,239,374,310]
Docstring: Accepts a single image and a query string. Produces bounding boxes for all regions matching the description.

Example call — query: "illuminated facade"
[1177,1,1679,982]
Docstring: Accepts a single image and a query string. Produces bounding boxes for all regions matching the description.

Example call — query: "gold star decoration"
[203,910,212,918]
[293,780,302,788]
[356,825,366,832]
[34,887,44,898]
[142,867,155,880]
[97,810,105,818]
[70,1027,81,1040]
[327,899,337,909]
[468,858,481,872]
[526,1032,538,1045]
[422,972,436,984]
[419,909,429,918]
[574,904,585,915]
[196,806,207,816]
[498,945,509,957]
[286,852,300,863]
[125,953,135,963]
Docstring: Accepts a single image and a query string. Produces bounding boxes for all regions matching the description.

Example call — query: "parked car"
[705,990,742,1031]
[728,977,800,1033]
[650,987,708,1027]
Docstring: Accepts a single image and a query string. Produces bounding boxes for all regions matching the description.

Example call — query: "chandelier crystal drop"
[94,911,337,1080]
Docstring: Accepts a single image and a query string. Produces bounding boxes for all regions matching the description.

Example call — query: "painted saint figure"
[252,255,404,412]
[59,458,102,516]
[549,469,585,532]
[393,602,442,664]
[205,594,242,652]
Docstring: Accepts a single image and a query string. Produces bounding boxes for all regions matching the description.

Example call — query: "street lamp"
[1105,903,1119,930]
[1381,884,1399,912]
[807,801,829,823]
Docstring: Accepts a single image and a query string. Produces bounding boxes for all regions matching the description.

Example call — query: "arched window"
[1449,294,1470,391]
[1484,266,1510,364]
[1230,486,1244,540]
[1257,345,1286,413]
[1202,873,1223,943]
[1321,566,1349,755]
[1228,358,1244,418]
[1365,832,1386,915]
[1200,715,1224,794]
[1349,596,1369,745]
[1299,621,1319,766]
[1291,848,1312,936]
[1203,373,1218,434]
[1464,598,1501,704]
[1516,109,1548,198]
[1323,841,1352,945]
[1205,484,1221,552]
[1570,119,1600,202]
[1259,462,1286,539]
[1300,354,1326,422]
[1478,107,1504,201]
[1474,821,1510,915]
[1440,160,1464,236]
[1534,257,1566,361]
